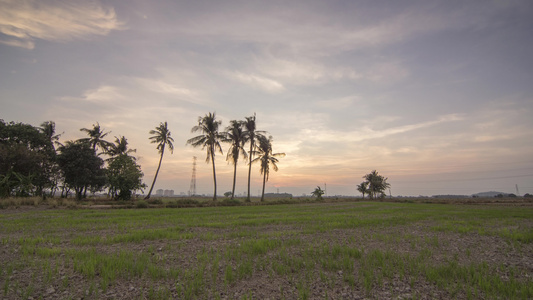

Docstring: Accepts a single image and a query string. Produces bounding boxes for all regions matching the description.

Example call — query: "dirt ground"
[1,201,532,299]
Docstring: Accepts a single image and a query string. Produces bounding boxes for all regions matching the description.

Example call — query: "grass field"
[1,199,532,299]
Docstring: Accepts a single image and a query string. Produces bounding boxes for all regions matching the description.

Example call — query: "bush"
[174,199,201,208]
[135,200,149,208]
[148,199,163,205]
[219,198,241,206]
[165,201,178,208]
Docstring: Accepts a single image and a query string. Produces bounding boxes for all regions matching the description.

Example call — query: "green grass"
[0,201,532,299]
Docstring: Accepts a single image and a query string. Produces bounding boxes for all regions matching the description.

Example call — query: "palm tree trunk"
[145,146,165,199]
[246,139,253,202]
[211,146,217,201]
[260,170,266,202]
[231,161,237,199]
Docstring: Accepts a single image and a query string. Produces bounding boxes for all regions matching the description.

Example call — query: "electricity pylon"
[189,156,197,196]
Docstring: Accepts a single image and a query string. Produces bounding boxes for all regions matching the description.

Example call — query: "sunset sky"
[1,0,532,197]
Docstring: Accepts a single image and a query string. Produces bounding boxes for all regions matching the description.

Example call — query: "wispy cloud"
[301,114,464,143]
[231,72,285,93]
[314,96,357,110]
[169,2,488,56]
[0,0,124,49]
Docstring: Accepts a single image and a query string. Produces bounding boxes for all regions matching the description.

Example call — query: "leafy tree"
[187,112,224,201]
[224,120,248,199]
[107,154,145,200]
[243,113,266,202]
[79,122,112,153]
[311,186,325,200]
[0,120,52,197]
[145,122,174,199]
[57,141,106,200]
[357,182,369,199]
[363,170,390,200]
[251,135,285,202]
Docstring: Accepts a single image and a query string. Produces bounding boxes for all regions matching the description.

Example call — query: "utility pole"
[325,183,327,198]
[189,156,197,196]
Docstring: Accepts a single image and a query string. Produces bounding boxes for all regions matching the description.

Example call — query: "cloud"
[169,2,480,57]
[79,85,124,103]
[314,96,357,110]
[231,72,285,93]
[301,114,464,143]
[0,36,35,49]
[0,0,123,49]
[135,78,197,98]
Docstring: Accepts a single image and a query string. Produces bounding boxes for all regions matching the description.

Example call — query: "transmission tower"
[189,156,197,196]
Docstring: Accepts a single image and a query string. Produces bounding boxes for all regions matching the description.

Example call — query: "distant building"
[164,189,174,197]
[156,189,164,196]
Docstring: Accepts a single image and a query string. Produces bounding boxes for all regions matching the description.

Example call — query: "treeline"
[0,119,144,200]
[0,112,284,201]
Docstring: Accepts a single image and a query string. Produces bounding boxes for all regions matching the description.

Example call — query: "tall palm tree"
[79,122,112,153]
[187,112,224,201]
[243,113,266,202]
[107,136,136,159]
[251,135,285,202]
[224,120,248,199]
[39,121,62,197]
[145,122,174,200]
[357,182,369,199]
[39,121,62,149]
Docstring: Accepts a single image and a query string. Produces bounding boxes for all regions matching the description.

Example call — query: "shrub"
[219,198,241,206]
[165,201,178,208]
[174,199,201,208]
[148,199,163,205]
[135,200,149,208]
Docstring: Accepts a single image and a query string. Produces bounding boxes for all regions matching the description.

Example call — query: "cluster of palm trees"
[79,122,137,158]
[145,113,285,202]
[357,170,390,200]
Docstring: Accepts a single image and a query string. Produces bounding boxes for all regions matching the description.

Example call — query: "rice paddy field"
[1,199,532,299]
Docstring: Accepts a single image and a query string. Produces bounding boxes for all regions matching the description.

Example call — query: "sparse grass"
[0,201,531,299]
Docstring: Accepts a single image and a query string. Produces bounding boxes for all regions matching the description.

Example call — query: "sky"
[1,0,533,197]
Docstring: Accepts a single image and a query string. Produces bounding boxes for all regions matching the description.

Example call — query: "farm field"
[1,200,532,299]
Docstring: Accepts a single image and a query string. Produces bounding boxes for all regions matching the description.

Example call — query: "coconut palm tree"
[79,122,112,154]
[145,122,174,199]
[107,136,136,159]
[39,121,62,149]
[357,182,369,199]
[311,186,325,200]
[39,121,62,197]
[363,170,390,200]
[243,113,266,202]
[224,120,248,199]
[251,135,285,202]
[187,112,224,201]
